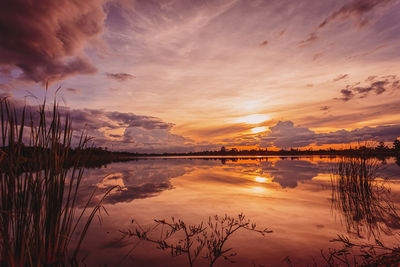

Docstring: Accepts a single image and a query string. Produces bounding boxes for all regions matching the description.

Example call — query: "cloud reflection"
[76,157,399,208]
[77,159,195,206]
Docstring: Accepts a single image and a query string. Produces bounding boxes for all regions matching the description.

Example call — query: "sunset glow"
[254,176,268,183]
[248,186,266,194]
[1,0,399,153]
[251,127,268,134]
[235,114,271,124]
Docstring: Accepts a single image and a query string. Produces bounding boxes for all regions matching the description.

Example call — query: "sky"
[1,0,400,152]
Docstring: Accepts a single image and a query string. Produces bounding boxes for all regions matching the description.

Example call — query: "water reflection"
[76,156,400,266]
[121,213,272,267]
[331,158,400,238]
[77,160,195,205]
[265,159,329,188]
[78,157,399,205]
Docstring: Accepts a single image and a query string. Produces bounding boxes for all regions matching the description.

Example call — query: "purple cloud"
[335,75,400,101]
[337,89,355,101]
[333,74,349,82]
[299,0,393,46]
[318,0,392,29]
[105,72,135,82]
[261,120,400,148]
[0,0,107,83]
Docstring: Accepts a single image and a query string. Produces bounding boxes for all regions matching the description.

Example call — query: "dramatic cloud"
[336,75,400,101]
[106,111,172,130]
[318,0,392,29]
[261,120,400,148]
[300,0,393,46]
[65,108,191,152]
[337,89,355,101]
[333,74,349,82]
[1,98,189,152]
[313,125,400,146]
[262,121,316,148]
[0,0,107,83]
[122,127,187,147]
[105,72,135,82]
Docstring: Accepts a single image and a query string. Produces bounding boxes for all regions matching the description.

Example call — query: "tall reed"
[0,98,106,265]
[331,157,399,238]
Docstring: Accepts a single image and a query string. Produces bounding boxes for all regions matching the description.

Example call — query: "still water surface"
[76,156,400,266]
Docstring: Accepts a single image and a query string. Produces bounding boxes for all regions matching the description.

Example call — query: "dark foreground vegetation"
[0,98,116,265]
[0,145,136,170]
[321,157,400,266]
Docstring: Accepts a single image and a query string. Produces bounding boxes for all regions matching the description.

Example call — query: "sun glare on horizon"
[254,176,268,183]
[251,126,267,133]
[235,114,270,124]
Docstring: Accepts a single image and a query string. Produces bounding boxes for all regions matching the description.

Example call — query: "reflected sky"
[75,156,400,266]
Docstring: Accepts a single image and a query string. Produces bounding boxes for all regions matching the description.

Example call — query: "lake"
[75,156,400,266]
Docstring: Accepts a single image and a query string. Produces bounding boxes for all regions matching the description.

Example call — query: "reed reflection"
[331,157,400,238]
[121,213,272,267]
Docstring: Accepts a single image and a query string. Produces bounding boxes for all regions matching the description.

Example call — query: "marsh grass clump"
[321,234,400,266]
[331,157,400,238]
[0,98,112,265]
[121,213,272,267]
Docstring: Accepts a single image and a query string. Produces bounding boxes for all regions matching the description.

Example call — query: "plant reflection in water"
[331,157,400,238]
[121,213,272,267]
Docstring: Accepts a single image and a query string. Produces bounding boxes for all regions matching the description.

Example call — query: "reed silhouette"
[284,157,400,266]
[315,157,400,266]
[331,157,400,238]
[320,234,400,266]
[0,98,115,265]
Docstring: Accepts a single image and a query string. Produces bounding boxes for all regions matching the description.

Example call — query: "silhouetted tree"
[393,139,400,152]
[376,141,387,151]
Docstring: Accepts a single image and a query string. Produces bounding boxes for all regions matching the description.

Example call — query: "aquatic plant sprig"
[121,213,272,267]
[320,234,400,266]
[330,157,400,239]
